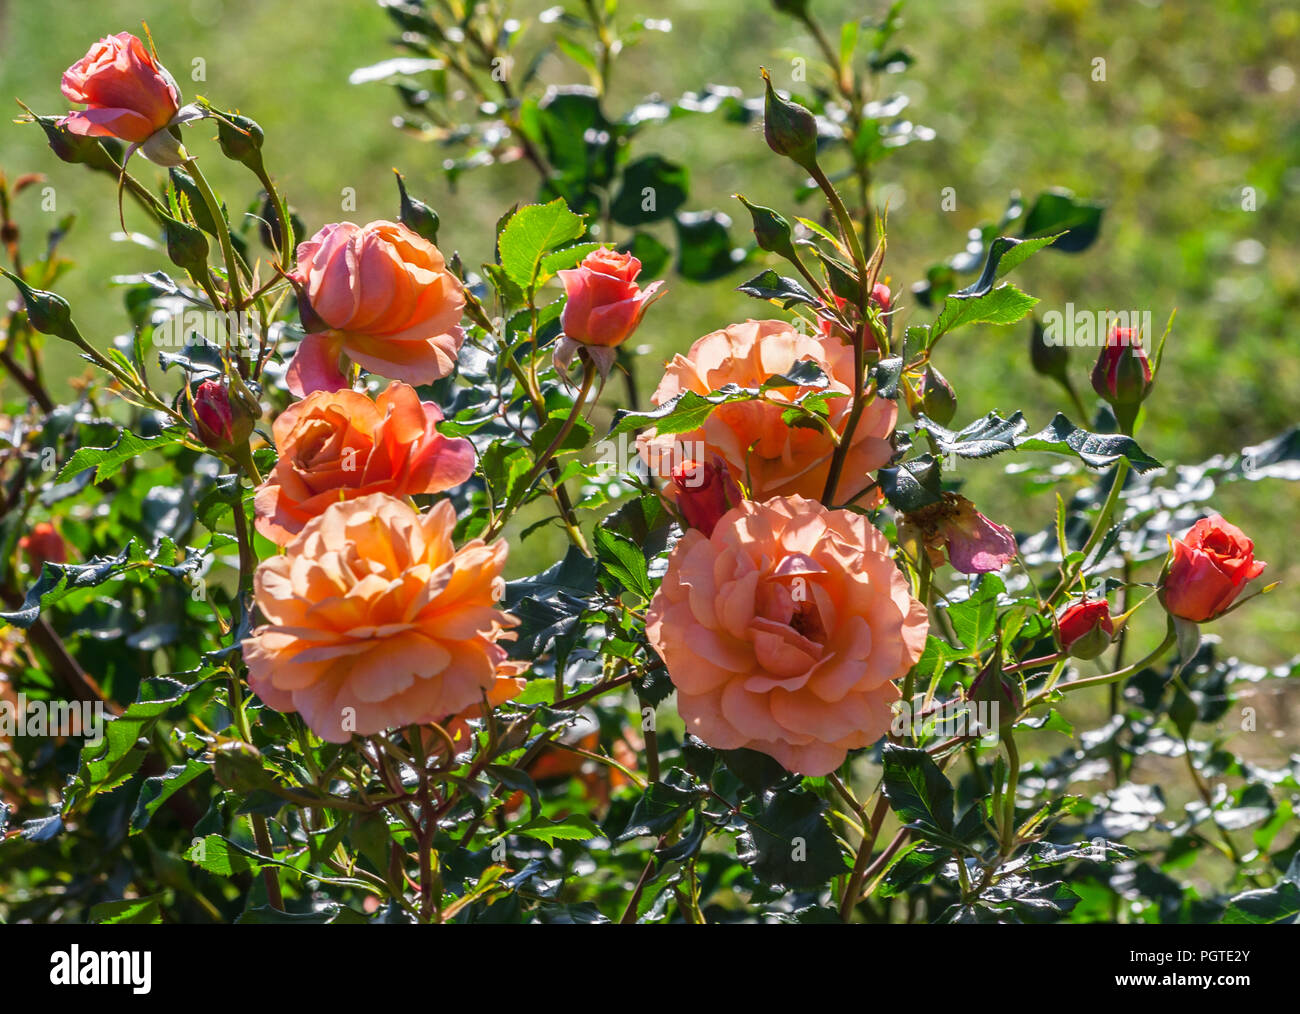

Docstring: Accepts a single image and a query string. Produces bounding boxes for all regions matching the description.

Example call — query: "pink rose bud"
[671,458,742,538]
[192,379,257,454]
[58,32,181,145]
[558,247,663,350]
[870,282,892,312]
[1162,515,1266,623]
[20,522,67,568]
[193,380,235,447]
[1057,598,1114,659]
[1090,325,1152,406]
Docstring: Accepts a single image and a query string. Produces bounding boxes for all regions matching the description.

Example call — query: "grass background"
[1,0,1297,668]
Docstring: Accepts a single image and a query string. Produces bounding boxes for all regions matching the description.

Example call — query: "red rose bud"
[871,282,892,312]
[1162,515,1266,623]
[671,458,742,538]
[192,379,257,454]
[1057,598,1114,659]
[19,522,67,568]
[1090,325,1152,406]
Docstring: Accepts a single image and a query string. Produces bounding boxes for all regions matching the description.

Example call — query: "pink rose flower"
[286,221,465,395]
[647,496,928,776]
[241,494,516,742]
[638,319,897,506]
[555,247,663,377]
[59,32,180,144]
[1162,515,1266,623]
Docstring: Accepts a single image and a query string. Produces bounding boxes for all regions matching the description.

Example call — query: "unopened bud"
[394,170,439,245]
[762,69,820,172]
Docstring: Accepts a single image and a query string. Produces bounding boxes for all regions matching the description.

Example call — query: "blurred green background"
[1,0,1297,664]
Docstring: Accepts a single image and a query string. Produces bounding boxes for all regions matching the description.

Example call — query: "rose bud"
[216,111,265,172]
[968,650,1022,730]
[555,246,663,378]
[900,493,1017,575]
[1161,515,1266,623]
[906,364,957,425]
[191,379,257,454]
[1091,325,1152,408]
[394,169,440,245]
[1029,315,1068,382]
[1057,598,1114,659]
[20,522,67,569]
[761,68,819,171]
[670,458,742,538]
[0,267,76,341]
[58,33,181,147]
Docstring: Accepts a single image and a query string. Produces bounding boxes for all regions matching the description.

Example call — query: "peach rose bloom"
[59,32,180,144]
[638,319,896,505]
[242,493,516,742]
[647,496,928,776]
[254,381,474,545]
[286,221,465,395]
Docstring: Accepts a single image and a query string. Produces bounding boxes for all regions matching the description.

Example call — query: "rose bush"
[0,5,1293,930]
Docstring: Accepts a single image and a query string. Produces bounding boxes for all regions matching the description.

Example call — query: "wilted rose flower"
[638,319,897,505]
[241,493,516,742]
[1162,515,1266,623]
[647,496,928,776]
[254,381,474,545]
[899,493,1018,574]
[19,522,67,568]
[670,457,742,537]
[286,221,465,395]
[59,32,180,145]
[1057,598,1114,659]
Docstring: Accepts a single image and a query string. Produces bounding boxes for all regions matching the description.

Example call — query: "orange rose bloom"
[241,494,516,742]
[647,496,928,776]
[286,221,465,395]
[254,381,474,546]
[637,319,896,505]
[431,660,529,760]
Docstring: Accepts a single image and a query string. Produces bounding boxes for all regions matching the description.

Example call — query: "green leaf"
[1218,881,1300,924]
[953,234,1061,299]
[943,574,1005,652]
[932,283,1038,341]
[130,758,209,834]
[881,744,956,839]
[593,525,653,600]
[89,895,163,924]
[878,455,944,512]
[616,776,702,842]
[507,814,603,847]
[56,426,188,484]
[737,789,848,889]
[916,411,1164,473]
[611,156,689,225]
[498,199,587,288]
[1021,189,1104,252]
[735,269,818,308]
[674,211,742,281]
